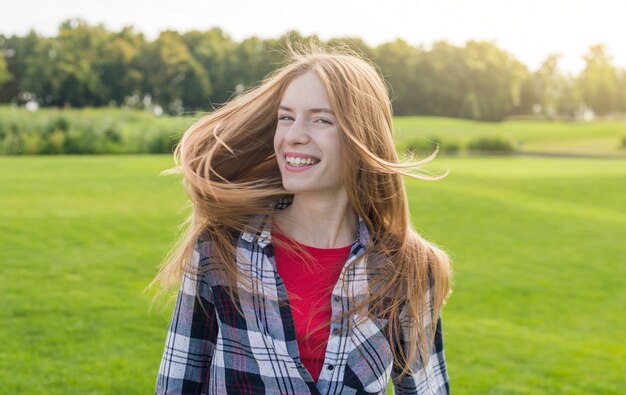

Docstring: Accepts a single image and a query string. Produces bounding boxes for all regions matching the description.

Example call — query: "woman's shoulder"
[194,231,212,257]
[190,230,223,274]
[190,228,241,282]
[194,227,240,254]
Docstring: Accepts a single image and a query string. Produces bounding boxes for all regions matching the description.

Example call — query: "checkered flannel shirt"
[156,197,450,394]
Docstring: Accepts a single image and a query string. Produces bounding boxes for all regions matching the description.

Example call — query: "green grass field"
[1,153,624,394]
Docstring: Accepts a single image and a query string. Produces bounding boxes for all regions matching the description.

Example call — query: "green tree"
[52,19,110,106]
[461,41,529,121]
[413,41,465,117]
[517,55,583,119]
[534,54,563,117]
[374,39,422,115]
[557,75,581,119]
[97,27,145,105]
[183,28,238,107]
[20,34,58,104]
[616,69,626,113]
[326,36,376,60]
[0,31,41,103]
[0,51,11,88]
[406,40,528,121]
[579,44,619,115]
[140,30,211,112]
[229,34,287,93]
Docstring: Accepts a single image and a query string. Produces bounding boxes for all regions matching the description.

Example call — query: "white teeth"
[285,156,319,167]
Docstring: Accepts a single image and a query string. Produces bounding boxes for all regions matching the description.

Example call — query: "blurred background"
[0,1,624,394]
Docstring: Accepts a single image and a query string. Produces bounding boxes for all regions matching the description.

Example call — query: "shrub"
[43,116,70,135]
[405,136,460,156]
[102,125,122,143]
[48,129,66,154]
[146,132,177,154]
[1,133,23,155]
[442,141,460,154]
[22,132,43,154]
[467,136,515,154]
[0,107,193,155]
[406,136,441,155]
[64,128,102,154]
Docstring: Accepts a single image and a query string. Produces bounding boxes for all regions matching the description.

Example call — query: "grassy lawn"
[413,156,625,394]
[1,155,624,394]
[0,156,188,393]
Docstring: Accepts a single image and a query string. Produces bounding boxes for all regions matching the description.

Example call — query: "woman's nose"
[285,118,309,144]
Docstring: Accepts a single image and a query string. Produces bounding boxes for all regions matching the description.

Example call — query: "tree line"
[0,19,625,121]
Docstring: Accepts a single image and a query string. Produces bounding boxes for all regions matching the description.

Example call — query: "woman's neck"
[275,193,358,249]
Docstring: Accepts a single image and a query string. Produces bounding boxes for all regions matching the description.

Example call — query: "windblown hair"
[153,43,452,377]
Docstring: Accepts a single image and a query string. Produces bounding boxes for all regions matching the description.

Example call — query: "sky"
[3,0,625,74]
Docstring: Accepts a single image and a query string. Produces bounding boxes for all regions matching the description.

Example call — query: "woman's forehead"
[280,72,331,108]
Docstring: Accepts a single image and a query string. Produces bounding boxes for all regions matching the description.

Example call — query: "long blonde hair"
[153,43,452,376]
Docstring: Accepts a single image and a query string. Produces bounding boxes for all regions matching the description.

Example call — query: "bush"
[1,133,23,155]
[0,106,193,155]
[43,116,70,135]
[467,136,515,154]
[22,132,43,154]
[405,136,460,156]
[0,120,6,140]
[48,129,66,154]
[144,132,178,154]
[405,138,434,155]
[443,141,460,154]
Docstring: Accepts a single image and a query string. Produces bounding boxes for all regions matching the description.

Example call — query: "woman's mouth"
[285,155,321,167]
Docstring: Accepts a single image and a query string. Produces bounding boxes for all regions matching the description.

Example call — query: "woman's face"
[274,71,345,198]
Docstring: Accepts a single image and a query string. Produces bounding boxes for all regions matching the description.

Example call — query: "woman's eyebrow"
[278,105,335,115]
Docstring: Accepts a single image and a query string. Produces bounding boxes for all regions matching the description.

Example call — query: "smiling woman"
[152,43,453,395]
[274,72,346,201]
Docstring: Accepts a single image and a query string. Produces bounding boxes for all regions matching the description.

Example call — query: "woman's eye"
[316,118,332,125]
[278,115,294,121]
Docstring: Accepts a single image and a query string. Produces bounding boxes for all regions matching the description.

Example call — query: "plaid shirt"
[156,198,449,394]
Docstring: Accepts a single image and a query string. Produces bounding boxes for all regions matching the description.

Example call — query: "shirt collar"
[241,196,371,249]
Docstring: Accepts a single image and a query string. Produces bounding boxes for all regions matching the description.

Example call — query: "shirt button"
[327,364,334,370]
[332,328,342,335]
[333,295,340,302]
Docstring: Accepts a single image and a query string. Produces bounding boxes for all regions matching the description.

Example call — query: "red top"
[273,231,352,383]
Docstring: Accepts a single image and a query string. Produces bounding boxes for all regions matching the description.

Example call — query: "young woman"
[154,45,452,395]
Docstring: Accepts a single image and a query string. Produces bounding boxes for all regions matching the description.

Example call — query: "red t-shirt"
[273,231,352,383]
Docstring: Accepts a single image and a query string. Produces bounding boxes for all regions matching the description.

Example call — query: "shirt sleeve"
[391,290,450,395]
[156,243,218,395]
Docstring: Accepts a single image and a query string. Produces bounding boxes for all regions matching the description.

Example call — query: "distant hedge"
[0,107,194,155]
[467,136,515,153]
[2,107,525,156]
[403,135,518,156]
[405,136,460,156]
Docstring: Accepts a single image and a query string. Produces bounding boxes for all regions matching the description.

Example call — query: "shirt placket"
[315,242,367,394]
